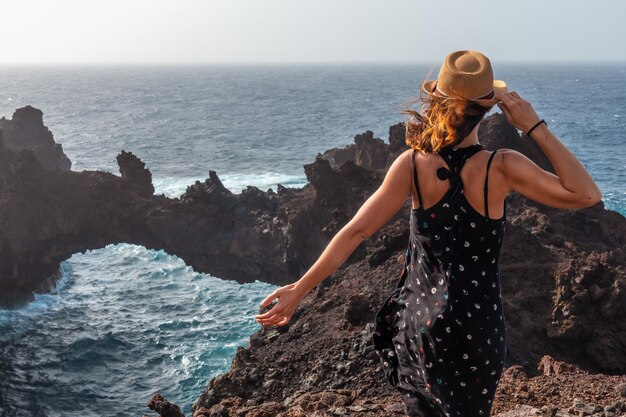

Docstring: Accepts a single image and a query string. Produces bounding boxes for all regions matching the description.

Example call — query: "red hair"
[400,71,492,153]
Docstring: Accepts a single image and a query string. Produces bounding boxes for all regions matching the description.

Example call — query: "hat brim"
[421,79,508,107]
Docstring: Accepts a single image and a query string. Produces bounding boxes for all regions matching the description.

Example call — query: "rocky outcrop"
[150,355,626,417]
[0,110,390,309]
[117,150,155,197]
[316,130,391,172]
[0,106,624,416]
[144,394,185,417]
[0,105,71,172]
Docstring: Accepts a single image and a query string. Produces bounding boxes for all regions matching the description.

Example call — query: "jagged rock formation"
[0,105,71,172]
[0,106,624,416]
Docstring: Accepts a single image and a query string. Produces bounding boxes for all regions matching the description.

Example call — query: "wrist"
[294,278,315,297]
[528,122,550,142]
[525,118,546,138]
[524,118,545,135]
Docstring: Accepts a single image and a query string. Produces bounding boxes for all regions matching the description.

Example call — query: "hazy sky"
[1,0,624,64]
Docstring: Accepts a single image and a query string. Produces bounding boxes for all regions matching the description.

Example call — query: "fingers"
[498,91,522,114]
[259,316,288,327]
[499,92,515,105]
[255,284,301,327]
[255,299,289,326]
[259,289,280,308]
[501,91,526,106]
[497,102,514,121]
[258,315,283,326]
[256,307,282,322]
[498,95,515,117]
[255,303,282,320]
[257,310,290,326]
[497,91,541,134]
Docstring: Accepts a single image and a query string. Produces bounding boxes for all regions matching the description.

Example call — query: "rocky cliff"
[0,106,624,416]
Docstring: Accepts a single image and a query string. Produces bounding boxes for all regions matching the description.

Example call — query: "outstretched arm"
[295,149,414,294]
[497,92,602,208]
[255,149,414,326]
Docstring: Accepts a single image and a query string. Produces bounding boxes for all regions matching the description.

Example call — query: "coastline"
[1,106,624,416]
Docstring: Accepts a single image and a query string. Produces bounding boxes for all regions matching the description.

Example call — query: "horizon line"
[1,59,625,66]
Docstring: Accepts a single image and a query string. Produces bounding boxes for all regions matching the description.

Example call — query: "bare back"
[411,146,507,221]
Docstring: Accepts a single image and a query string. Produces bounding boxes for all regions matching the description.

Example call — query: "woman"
[254,50,602,417]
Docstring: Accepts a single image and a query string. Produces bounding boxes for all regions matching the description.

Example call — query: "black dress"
[372,144,507,417]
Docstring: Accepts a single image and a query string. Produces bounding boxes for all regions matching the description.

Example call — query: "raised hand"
[497,91,543,134]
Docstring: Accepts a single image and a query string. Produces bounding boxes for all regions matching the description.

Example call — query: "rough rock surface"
[0,106,624,416]
[0,105,71,172]
[151,353,626,416]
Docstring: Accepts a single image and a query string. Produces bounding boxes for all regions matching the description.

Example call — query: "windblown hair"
[400,71,492,153]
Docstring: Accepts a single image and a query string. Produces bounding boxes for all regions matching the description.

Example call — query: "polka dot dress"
[372,144,507,417]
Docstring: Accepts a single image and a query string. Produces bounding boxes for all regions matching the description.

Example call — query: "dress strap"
[484,149,499,218]
[438,143,483,174]
[411,149,424,209]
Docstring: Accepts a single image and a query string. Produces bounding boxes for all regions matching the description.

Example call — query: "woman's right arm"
[497,91,602,209]
[255,149,415,327]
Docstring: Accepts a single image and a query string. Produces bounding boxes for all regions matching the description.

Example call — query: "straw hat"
[421,50,508,107]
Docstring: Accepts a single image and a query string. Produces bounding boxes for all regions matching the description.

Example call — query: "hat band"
[434,81,495,100]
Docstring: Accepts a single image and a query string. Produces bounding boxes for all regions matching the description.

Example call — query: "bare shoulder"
[396,147,433,175]
[492,147,516,163]
[494,147,540,177]
[392,147,439,178]
[395,147,417,172]
[491,148,525,190]
[401,147,417,160]
[378,148,415,188]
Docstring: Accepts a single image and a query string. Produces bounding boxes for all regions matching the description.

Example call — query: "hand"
[497,91,543,134]
[254,282,307,327]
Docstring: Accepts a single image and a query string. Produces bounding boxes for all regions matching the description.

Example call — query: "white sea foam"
[152,172,308,198]
[0,262,73,323]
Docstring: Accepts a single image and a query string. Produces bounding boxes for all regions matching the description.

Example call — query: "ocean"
[0,63,624,417]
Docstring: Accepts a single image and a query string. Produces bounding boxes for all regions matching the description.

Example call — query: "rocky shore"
[0,106,624,416]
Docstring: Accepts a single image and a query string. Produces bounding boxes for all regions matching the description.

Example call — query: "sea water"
[0,63,624,416]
